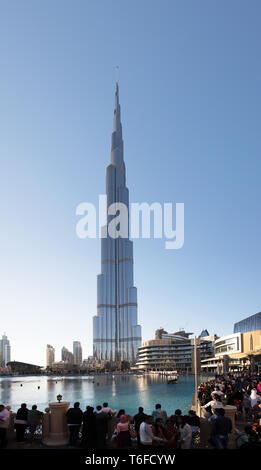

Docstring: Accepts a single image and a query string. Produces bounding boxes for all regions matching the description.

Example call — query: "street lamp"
[194,337,198,412]
[57,394,62,403]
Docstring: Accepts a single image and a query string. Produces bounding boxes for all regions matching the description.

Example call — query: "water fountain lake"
[0,374,212,415]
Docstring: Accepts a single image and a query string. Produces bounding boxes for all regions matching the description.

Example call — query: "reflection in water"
[0,380,12,405]
[0,375,213,414]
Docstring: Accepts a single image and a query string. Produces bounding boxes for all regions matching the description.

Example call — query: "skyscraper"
[73,341,82,365]
[61,346,74,363]
[46,344,55,368]
[93,82,142,364]
[0,333,11,367]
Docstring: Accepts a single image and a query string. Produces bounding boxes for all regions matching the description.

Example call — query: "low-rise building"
[201,312,261,374]
[135,328,215,372]
[7,361,42,375]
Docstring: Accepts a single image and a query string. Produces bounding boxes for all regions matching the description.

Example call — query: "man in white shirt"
[211,386,224,399]
[0,405,10,449]
[139,415,166,448]
[203,395,224,418]
[98,402,117,416]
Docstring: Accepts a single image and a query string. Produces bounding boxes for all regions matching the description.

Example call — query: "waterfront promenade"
[1,372,261,449]
[0,403,251,449]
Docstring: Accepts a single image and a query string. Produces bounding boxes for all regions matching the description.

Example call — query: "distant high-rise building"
[61,346,74,363]
[73,341,82,365]
[46,344,55,368]
[93,82,142,364]
[0,334,11,367]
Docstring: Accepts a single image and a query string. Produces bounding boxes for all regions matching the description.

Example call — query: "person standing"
[139,415,166,449]
[152,404,167,426]
[211,408,232,449]
[202,394,224,417]
[187,410,200,448]
[175,416,192,449]
[98,402,117,416]
[116,414,131,448]
[15,403,28,442]
[170,409,182,426]
[164,419,179,449]
[133,407,146,447]
[0,405,10,449]
[95,408,109,448]
[242,393,251,419]
[66,402,83,447]
[250,389,260,408]
[82,406,97,448]
[27,405,43,443]
[151,418,165,447]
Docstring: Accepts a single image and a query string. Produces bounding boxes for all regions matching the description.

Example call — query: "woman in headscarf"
[116,414,131,448]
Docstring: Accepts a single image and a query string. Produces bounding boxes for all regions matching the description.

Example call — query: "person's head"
[216,408,225,417]
[74,402,80,409]
[119,414,128,424]
[103,402,108,408]
[165,418,173,428]
[96,405,102,411]
[155,404,161,410]
[0,405,4,412]
[32,405,37,410]
[86,406,94,413]
[176,415,185,427]
[213,395,221,402]
[21,403,27,409]
[145,415,153,425]
[214,386,219,391]
[117,409,125,418]
[175,409,182,416]
[138,407,144,413]
[188,410,196,416]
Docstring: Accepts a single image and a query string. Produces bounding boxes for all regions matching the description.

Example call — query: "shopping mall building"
[201,312,261,374]
[134,328,215,372]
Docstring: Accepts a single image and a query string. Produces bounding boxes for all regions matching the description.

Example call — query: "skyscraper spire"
[93,83,142,364]
[111,81,124,169]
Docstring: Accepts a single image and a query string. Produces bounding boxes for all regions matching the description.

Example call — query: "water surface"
[0,374,210,415]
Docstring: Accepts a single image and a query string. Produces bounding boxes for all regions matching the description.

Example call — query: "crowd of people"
[65,401,201,449]
[0,403,43,448]
[1,371,261,449]
[0,400,200,449]
[197,371,261,449]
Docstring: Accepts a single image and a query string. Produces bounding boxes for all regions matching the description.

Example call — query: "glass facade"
[214,333,242,356]
[93,84,142,363]
[234,312,261,334]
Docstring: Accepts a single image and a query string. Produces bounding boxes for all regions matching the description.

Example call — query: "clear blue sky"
[1,0,260,365]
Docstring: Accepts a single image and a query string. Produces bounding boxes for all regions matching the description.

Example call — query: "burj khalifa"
[93,82,142,364]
